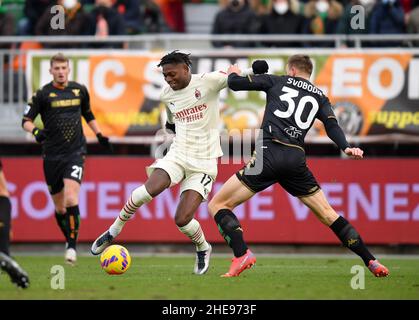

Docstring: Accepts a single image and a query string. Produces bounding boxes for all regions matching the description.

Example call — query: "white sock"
[178,219,210,252]
[109,185,152,237]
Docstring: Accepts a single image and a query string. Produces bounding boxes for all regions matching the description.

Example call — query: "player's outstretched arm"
[227,64,273,92]
[322,117,364,159]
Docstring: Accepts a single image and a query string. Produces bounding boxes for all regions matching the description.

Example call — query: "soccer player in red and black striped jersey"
[0,160,30,288]
[21,53,112,266]
[208,55,389,278]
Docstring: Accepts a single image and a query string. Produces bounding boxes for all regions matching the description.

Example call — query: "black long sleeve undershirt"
[323,118,351,151]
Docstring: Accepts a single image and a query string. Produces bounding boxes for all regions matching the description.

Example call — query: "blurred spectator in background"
[155,0,185,32]
[259,0,304,47]
[407,4,419,46]
[369,0,405,46]
[336,0,375,46]
[35,0,89,48]
[303,0,343,46]
[113,0,141,34]
[399,0,419,13]
[249,0,271,14]
[211,0,260,48]
[0,5,15,41]
[19,0,55,35]
[219,0,271,14]
[140,0,171,33]
[87,0,126,47]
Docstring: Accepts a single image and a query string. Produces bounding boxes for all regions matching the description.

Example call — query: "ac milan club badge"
[195,89,201,100]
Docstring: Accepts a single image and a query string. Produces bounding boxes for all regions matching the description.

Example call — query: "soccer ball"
[100,245,131,275]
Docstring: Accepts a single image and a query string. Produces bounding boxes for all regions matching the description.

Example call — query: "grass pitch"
[0,255,418,300]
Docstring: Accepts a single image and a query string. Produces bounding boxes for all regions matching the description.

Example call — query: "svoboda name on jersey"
[286,78,323,96]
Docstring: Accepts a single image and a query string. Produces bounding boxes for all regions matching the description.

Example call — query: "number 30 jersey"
[228,73,350,151]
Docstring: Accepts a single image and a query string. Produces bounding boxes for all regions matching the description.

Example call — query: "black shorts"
[236,140,320,197]
[43,154,85,195]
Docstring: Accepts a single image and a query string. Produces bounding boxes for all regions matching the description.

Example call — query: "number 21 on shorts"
[71,165,83,180]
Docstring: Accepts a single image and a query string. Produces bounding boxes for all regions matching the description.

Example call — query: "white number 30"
[275,86,319,130]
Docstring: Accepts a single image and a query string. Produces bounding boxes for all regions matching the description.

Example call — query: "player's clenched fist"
[96,133,113,153]
[227,64,241,75]
[344,147,364,159]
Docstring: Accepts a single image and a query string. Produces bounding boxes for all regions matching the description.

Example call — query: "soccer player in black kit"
[22,53,112,265]
[0,160,30,288]
[208,55,389,278]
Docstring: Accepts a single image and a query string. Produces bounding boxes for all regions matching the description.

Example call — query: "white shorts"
[146,147,217,201]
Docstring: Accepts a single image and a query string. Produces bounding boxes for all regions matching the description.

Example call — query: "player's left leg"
[175,190,212,275]
[300,190,389,277]
[208,174,257,277]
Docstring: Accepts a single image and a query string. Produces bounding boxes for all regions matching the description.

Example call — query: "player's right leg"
[44,158,70,245]
[91,168,172,255]
[208,174,257,277]
[300,190,389,277]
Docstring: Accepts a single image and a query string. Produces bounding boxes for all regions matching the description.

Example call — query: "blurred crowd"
[212,0,419,47]
[0,0,418,48]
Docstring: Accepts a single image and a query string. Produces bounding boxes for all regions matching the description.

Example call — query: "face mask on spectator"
[273,2,289,15]
[63,0,77,9]
[315,0,330,13]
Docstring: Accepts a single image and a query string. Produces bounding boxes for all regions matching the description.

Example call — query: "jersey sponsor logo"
[51,99,81,108]
[49,92,57,98]
[72,89,80,97]
[174,104,208,123]
[284,126,303,138]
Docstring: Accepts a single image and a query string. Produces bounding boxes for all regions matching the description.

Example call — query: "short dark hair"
[287,54,313,76]
[157,50,192,68]
[50,53,69,67]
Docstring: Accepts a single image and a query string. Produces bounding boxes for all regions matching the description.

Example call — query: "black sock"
[66,205,80,250]
[330,216,375,266]
[214,209,248,257]
[55,211,69,242]
[0,196,11,255]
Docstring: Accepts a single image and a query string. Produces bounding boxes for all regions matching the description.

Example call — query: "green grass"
[1,256,418,300]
